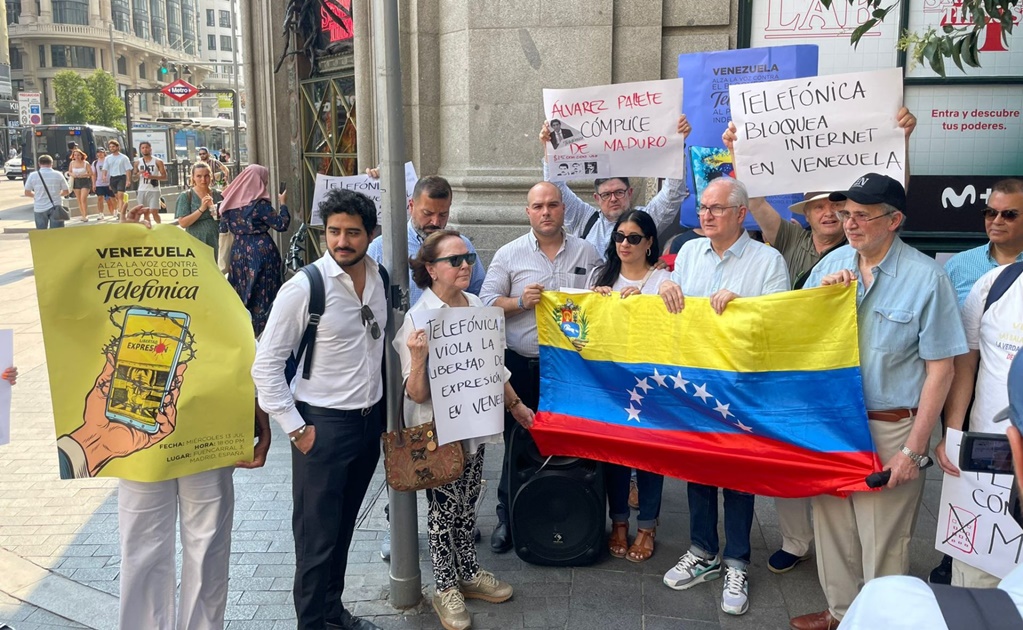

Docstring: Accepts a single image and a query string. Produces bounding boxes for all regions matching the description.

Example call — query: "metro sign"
[161,79,199,103]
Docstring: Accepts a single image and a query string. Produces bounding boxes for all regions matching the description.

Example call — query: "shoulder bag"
[39,173,70,222]
[382,380,465,491]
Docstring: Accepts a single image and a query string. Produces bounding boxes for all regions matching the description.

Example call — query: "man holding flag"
[791,173,967,630]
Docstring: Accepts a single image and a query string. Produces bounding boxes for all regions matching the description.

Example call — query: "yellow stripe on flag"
[537,283,859,373]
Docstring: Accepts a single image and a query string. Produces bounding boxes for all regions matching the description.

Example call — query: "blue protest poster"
[677,45,818,229]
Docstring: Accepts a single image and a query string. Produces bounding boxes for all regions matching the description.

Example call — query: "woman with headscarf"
[218,164,289,336]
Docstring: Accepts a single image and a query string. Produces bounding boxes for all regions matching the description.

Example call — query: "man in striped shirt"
[479,182,601,553]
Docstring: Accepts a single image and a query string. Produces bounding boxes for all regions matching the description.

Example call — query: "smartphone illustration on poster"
[106,307,190,434]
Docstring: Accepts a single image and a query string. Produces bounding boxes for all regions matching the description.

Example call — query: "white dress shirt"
[394,288,510,455]
[480,230,600,358]
[841,563,1023,629]
[669,231,790,298]
[252,251,386,433]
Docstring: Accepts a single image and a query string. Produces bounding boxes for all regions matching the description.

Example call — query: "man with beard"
[367,175,485,308]
[253,188,384,630]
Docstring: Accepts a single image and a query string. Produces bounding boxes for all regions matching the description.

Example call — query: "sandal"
[608,521,628,558]
[626,528,655,563]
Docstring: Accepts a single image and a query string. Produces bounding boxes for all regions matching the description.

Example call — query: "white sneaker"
[663,550,721,590]
[721,566,749,615]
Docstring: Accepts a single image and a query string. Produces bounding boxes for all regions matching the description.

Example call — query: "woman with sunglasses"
[397,230,534,630]
[589,209,669,563]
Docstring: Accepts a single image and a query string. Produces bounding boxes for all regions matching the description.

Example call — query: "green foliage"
[52,70,96,124]
[86,70,126,131]
[820,0,1018,76]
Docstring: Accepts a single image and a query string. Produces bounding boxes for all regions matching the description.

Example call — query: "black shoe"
[928,554,953,585]
[490,521,511,554]
[326,609,382,630]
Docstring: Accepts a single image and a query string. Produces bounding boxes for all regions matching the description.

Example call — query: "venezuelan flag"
[533,284,879,497]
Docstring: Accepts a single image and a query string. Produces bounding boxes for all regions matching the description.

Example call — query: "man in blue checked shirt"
[944,178,1023,307]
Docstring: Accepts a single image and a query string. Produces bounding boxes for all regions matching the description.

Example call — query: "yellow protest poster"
[30,224,255,481]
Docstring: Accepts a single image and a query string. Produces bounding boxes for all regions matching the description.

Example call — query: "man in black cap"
[791,173,967,630]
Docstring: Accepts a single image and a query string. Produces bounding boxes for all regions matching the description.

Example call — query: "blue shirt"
[805,238,968,410]
[944,242,1023,307]
[669,231,790,298]
[367,220,485,307]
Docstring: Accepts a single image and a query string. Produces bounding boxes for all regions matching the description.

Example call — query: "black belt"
[296,401,377,419]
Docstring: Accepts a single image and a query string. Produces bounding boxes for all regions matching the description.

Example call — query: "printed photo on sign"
[689,147,734,202]
[543,78,685,182]
[729,67,906,198]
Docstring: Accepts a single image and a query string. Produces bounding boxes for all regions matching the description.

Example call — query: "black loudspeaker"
[508,425,605,566]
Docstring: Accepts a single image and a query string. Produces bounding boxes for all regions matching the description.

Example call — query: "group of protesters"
[11,97,1023,630]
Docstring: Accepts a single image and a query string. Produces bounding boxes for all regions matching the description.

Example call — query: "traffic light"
[159,58,169,76]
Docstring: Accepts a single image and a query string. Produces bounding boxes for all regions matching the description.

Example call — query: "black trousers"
[292,402,382,630]
[496,350,541,524]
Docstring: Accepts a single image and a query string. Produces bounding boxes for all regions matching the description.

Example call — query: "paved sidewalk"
[0,234,948,629]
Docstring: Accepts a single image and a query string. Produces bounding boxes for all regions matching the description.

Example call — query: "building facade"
[196,0,243,121]
[7,0,209,123]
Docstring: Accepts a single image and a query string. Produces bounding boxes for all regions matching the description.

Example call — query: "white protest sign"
[0,329,12,446]
[418,307,505,446]
[729,68,905,198]
[935,429,1022,578]
[543,78,684,181]
[310,162,418,226]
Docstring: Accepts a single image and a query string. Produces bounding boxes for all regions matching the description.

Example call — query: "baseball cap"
[788,192,831,216]
[828,173,906,213]
[994,352,1023,433]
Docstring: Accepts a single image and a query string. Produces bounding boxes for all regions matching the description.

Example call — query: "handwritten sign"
[0,329,11,446]
[543,79,684,181]
[310,161,418,226]
[936,429,1023,579]
[729,68,905,198]
[419,307,505,446]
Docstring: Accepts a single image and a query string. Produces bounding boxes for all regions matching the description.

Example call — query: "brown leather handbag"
[382,385,465,492]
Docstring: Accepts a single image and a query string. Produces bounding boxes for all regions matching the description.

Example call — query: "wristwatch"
[900,444,931,468]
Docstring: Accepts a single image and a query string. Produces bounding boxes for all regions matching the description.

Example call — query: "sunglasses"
[360,305,381,340]
[432,253,477,267]
[982,207,1020,222]
[612,232,646,245]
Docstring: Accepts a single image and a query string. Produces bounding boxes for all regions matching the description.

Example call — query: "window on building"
[138,62,146,80]
[220,35,232,52]
[51,45,97,69]
[206,8,214,26]
[111,0,130,32]
[38,44,45,68]
[150,0,166,45]
[219,9,230,28]
[5,0,21,25]
[41,78,49,107]
[182,0,196,55]
[208,35,216,51]
[139,92,148,113]
[166,0,182,50]
[12,79,24,94]
[10,47,22,70]
[132,0,149,39]
[117,55,127,75]
[221,61,233,75]
[52,0,88,25]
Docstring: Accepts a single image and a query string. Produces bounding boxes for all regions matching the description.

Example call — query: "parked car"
[5,156,29,180]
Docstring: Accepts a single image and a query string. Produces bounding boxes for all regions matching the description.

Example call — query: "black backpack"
[984,261,1023,314]
[929,582,1023,629]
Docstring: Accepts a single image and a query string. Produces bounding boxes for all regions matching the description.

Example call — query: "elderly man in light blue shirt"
[790,173,968,630]
[367,175,485,307]
[657,177,789,617]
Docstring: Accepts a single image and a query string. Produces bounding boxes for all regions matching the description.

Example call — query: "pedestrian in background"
[67,148,93,223]
[175,162,223,259]
[23,154,70,230]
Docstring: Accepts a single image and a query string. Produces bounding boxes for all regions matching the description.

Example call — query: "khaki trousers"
[811,417,926,619]
[952,558,1001,588]
[776,497,814,556]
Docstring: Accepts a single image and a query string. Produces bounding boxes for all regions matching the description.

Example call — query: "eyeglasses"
[982,208,1020,222]
[612,232,646,245]
[597,189,628,201]
[360,305,381,340]
[835,210,895,223]
[432,253,477,267]
[696,205,738,217]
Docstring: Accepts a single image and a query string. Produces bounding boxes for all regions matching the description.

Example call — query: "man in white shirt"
[479,181,601,553]
[252,188,384,630]
[657,177,790,617]
[841,351,1023,629]
[133,141,167,224]
[934,261,1023,587]
[23,154,70,230]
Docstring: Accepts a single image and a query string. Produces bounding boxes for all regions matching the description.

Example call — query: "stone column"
[39,0,53,21]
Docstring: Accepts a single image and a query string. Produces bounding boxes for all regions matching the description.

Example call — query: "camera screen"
[961,435,1014,474]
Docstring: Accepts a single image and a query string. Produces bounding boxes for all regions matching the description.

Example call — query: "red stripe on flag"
[531,412,881,498]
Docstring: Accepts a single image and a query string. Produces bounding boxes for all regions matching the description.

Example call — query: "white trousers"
[118,467,235,630]
[775,497,814,556]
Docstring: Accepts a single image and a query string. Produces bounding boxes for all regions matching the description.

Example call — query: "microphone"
[866,460,934,489]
